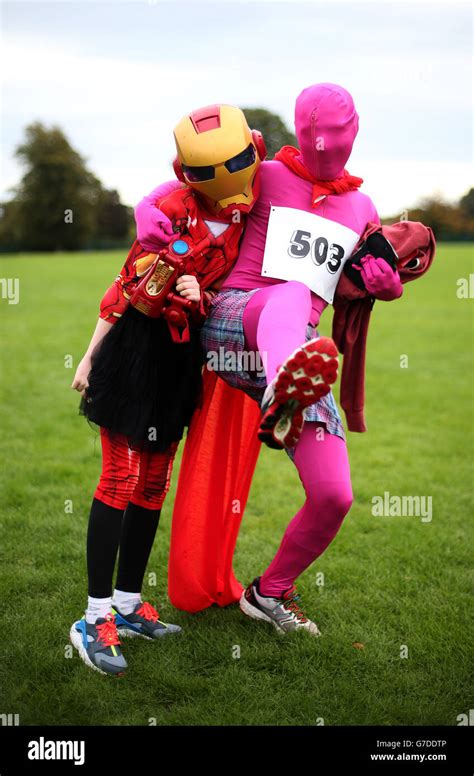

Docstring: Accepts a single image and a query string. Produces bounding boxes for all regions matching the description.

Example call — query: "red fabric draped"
[168,369,262,612]
[333,221,436,432]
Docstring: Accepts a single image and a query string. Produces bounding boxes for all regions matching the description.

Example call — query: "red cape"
[168,369,261,612]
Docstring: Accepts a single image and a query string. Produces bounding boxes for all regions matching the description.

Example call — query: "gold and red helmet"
[172,104,266,216]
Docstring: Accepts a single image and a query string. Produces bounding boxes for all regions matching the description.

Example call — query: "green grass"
[0,244,472,726]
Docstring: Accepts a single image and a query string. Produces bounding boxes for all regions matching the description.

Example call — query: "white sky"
[1,0,472,217]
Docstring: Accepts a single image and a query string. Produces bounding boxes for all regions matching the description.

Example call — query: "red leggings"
[94,428,178,511]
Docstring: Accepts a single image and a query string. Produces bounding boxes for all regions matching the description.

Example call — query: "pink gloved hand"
[135,191,175,252]
[356,254,403,301]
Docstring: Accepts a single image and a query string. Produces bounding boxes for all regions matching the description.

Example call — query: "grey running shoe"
[113,601,182,640]
[69,614,127,676]
[240,577,321,636]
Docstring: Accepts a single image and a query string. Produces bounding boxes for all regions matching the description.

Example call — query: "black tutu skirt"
[81,306,204,452]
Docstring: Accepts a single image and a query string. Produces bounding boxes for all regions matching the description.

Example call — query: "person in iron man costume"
[68,105,266,677]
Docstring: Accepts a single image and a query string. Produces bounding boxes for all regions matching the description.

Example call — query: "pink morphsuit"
[259,423,353,596]
[242,280,326,384]
[135,84,399,597]
[295,83,359,180]
[135,180,179,252]
[356,254,403,300]
[222,84,378,295]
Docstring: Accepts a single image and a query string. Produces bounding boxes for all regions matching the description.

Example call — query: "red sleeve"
[99,241,150,324]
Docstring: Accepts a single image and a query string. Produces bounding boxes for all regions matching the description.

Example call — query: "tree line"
[0,117,472,252]
[0,123,133,252]
[382,190,474,242]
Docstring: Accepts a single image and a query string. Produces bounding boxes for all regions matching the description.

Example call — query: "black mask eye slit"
[182,164,216,182]
[225,144,256,174]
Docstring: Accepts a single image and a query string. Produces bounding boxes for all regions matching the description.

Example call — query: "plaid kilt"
[201,288,345,443]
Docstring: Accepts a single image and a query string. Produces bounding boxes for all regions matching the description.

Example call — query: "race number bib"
[262,206,360,303]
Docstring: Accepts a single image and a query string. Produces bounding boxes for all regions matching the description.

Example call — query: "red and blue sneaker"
[113,601,182,640]
[258,336,339,450]
[69,613,127,676]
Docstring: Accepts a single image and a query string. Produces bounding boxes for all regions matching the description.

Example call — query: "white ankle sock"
[112,589,142,615]
[85,596,113,624]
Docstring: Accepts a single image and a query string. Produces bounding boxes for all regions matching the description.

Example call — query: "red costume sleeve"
[99,240,155,324]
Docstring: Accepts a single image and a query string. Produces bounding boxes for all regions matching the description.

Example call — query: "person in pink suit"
[135,84,404,636]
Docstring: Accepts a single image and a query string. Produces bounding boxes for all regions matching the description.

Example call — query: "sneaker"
[69,613,127,676]
[258,336,339,449]
[239,577,321,636]
[113,601,182,640]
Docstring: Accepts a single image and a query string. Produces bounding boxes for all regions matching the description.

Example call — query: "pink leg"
[242,281,313,384]
[259,423,353,597]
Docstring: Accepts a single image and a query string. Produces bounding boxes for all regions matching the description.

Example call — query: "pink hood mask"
[295,83,359,180]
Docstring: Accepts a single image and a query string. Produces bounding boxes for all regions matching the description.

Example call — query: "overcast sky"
[1,0,472,216]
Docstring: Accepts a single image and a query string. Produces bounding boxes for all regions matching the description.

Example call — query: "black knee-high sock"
[87,497,125,598]
[115,502,161,594]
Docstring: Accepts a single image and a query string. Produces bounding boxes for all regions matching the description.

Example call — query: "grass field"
[0,244,472,727]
